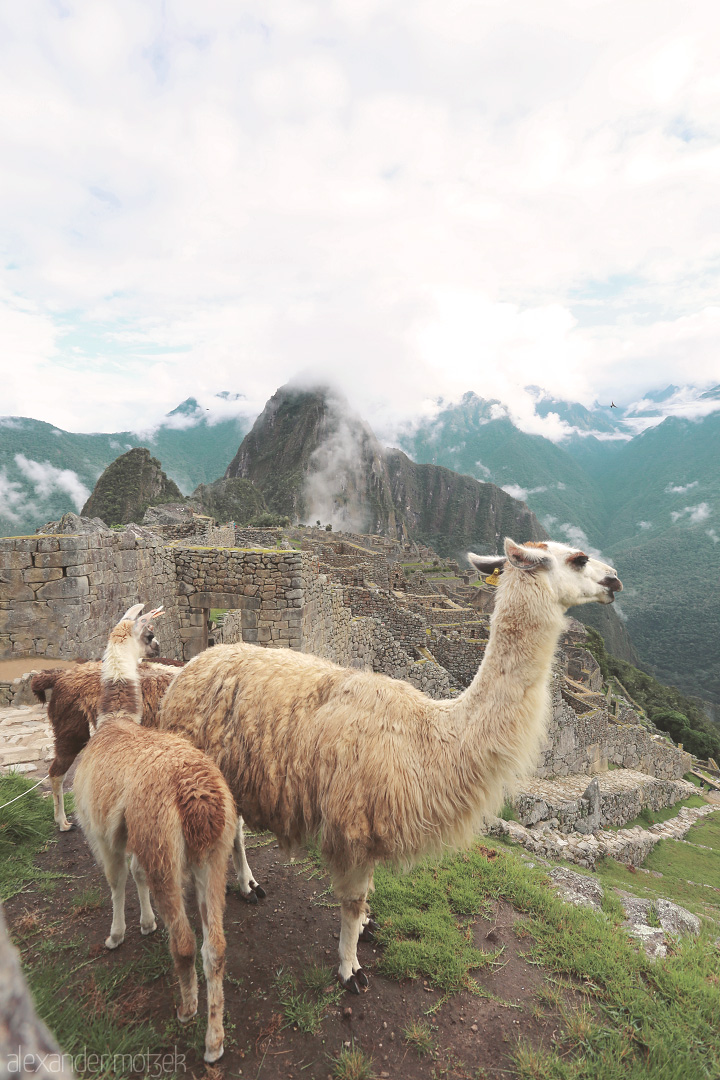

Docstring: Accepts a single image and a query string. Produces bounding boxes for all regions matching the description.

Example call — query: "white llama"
[157,539,622,992]
[73,604,237,1062]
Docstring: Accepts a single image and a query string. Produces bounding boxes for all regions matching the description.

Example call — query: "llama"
[158,538,622,992]
[73,604,238,1063]
[32,660,179,832]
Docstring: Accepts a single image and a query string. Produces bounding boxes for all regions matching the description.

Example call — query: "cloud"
[14,455,91,511]
[302,392,374,533]
[670,502,712,524]
[707,528,719,544]
[542,518,603,558]
[638,520,653,530]
[0,468,32,523]
[1,4,720,434]
[665,480,699,494]
[502,483,548,502]
[474,460,492,479]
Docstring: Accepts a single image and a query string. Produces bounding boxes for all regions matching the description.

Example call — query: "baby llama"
[73,604,237,1062]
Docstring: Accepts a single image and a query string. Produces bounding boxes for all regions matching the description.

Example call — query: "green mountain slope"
[0,398,251,537]
[399,393,609,544]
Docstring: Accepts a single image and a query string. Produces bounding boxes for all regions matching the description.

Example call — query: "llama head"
[112,603,164,660]
[467,539,622,611]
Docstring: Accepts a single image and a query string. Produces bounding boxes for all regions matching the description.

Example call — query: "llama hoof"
[59,821,76,833]
[140,920,157,936]
[243,890,258,905]
[105,934,124,950]
[340,969,368,994]
[177,1004,198,1025]
[252,883,267,899]
[204,1043,224,1064]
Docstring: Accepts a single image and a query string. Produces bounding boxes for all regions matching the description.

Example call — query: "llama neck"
[448,571,566,779]
[98,623,142,724]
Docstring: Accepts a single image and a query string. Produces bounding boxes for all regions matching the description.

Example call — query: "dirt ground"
[0,658,79,680]
[6,825,573,1080]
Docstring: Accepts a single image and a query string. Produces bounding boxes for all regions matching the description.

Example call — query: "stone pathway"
[0,703,53,776]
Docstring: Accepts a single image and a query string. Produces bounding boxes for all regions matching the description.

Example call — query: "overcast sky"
[1,0,719,439]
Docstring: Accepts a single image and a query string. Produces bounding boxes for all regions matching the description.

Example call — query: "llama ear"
[504,538,552,572]
[136,606,164,629]
[121,603,145,622]
[467,552,506,575]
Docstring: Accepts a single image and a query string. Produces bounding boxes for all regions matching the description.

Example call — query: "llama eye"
[569,553,589,569]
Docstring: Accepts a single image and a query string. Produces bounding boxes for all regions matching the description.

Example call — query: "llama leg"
[359,871,378,942]
[95,838,129,949]
[192,858,227,1063]
[49,771,73,832]
[231,817,266,902]
[152,874,198,1023]
[129,855,157,935]
[333,868,373,993]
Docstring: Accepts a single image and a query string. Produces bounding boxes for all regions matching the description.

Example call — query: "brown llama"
[158,538,623,992]
[32,660,178,832]
[73,604,237,1062]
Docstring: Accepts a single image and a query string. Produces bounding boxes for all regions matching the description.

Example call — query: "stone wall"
[0,532,181,661]
[535,671,692,781]
[233,527,283,548]
[202,525,236,547]
[341,586,427,652]
[428,628,486,688]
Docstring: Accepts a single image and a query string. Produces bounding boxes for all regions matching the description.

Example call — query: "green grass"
[274,965,343,1034]
[0,775,65,900]
[372,851,504,992]
[594,812,720,920]
[374,837,720,1078]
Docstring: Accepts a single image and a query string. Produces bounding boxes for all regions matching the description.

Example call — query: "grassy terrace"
[3,775,720,1079]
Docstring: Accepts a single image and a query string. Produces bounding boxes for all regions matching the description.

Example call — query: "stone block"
[36,538,60,553]
[0,550,33,570]
[36,576,90,601]
[23,568,63,583]
[0,570,34,601]
[33,551,80,569]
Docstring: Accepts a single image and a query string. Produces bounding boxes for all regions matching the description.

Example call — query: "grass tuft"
[403,1017,435,1056]
[331,1042,375,1080]
[274,966,343,1035]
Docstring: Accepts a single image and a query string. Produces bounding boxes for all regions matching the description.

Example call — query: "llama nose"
[602,575,622,593]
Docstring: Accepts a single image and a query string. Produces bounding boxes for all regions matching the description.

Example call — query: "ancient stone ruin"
[0,517,694,866]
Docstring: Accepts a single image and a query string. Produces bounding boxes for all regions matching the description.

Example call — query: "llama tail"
[30,670,61,704]
[175,769,233,858]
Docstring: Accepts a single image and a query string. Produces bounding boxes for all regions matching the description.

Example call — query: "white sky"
[1,0,720,437]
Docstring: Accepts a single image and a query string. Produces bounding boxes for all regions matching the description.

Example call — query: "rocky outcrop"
[225,384,546,554]
[191,477,268,525]
[81,448,183,527]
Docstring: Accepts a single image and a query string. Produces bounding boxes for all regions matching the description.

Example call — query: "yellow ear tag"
[485,567,501,586]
